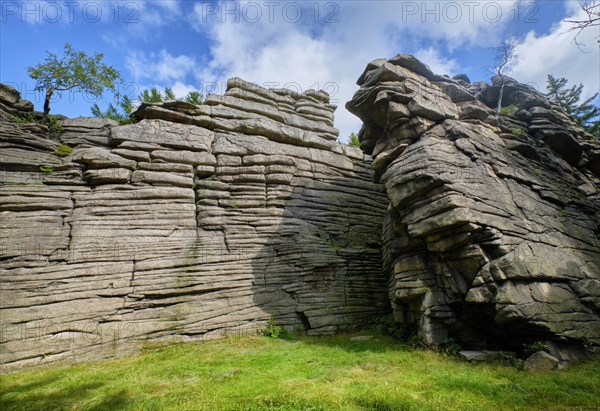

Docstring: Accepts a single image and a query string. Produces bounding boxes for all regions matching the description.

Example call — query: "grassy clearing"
[1,332,599,410]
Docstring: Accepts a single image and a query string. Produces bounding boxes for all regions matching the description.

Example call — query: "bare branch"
[564,2,600,50]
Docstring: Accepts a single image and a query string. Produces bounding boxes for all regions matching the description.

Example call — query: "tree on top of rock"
[28,42,121,116]
[137,87,204,104]
[91,87,205,124]
[546,74,600,139]
[492,39,518,113]
[348,132,360,147]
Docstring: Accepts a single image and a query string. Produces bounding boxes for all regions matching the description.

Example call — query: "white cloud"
[171,82,198,99]
[123,0,523,141]
[414,48,461,76]
[126,50,198,84]
[511,5,600,100]
[186,0,523,142]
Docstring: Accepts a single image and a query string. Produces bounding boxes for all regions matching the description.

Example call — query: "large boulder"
[347,55,600,351]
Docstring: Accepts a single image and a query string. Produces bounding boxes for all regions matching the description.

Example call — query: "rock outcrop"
[0,80,389,371]
[347,55,600,349]
[2,54,599,371]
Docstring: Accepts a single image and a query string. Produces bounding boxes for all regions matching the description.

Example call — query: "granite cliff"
[0,79,389,371]
[1,54,599,370]
[347,55,600,355]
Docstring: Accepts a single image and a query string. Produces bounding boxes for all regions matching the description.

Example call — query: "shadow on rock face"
[247,170,390,336]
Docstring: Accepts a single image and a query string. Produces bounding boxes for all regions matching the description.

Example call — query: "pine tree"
[348,132,360,147]
[90,94,135,125]
[546,74,599,139]
[91,87,203,123]
[184,91,204,105]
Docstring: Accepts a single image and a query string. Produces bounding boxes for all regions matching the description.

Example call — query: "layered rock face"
[0,80,389,370]
[347,55,600,349]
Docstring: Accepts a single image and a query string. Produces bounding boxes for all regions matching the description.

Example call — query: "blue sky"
[1,0,598,141]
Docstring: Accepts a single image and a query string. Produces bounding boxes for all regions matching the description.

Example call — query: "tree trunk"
[43,86,54,116]
[496,81,505,114]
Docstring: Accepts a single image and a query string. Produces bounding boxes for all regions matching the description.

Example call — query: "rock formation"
[2,54,599,371]
[347,55,600,350]
[0,80,389,371]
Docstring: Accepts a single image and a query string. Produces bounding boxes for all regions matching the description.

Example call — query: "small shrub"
[261,318,289,339]
[438,337,462,356]
[523,341,549,357]
[406,332,427,349]
[12,113,36,123]
[375,314,406,340]
[55,144,73,157]
[373,315,427,349]
[513,127,525,136]
[46,115,63,134]
[500,104,519,116]
[499,353,524,370]
[39,165,54,174]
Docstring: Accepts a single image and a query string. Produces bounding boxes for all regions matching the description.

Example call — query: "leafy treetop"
[28,42,121,115]
[546,74,599,139]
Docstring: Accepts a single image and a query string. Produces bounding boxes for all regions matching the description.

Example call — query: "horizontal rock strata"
[0,80,389,371]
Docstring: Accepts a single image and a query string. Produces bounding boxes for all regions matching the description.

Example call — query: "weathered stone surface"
[459,350,516,363]
[524,351,559,371]
[0,79,389,371]
[0,84,21,106]
[347,55,600,352]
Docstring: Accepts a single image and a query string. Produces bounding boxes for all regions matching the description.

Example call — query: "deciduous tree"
[28,43,121,115]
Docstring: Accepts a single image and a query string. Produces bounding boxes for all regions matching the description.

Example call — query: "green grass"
[55,144,73,157]
[1,332,599,411]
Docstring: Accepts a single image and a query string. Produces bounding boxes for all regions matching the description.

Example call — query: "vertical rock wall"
[0,80,389,371]
[347,55,600,349]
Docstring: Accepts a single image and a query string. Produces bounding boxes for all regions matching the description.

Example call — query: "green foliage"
[28,42,121,114]
[546,74,600,139]
[164,87,176,100]
[139,87,205,105]
[2,333,600,411]
[375,314,406,340]
[55,144,73,157]
[39,165,54,174]
[185,91,204,105]
[139,87,166,103]
[261,318,289,339]
[373,314,426,348]
[91,87,204,123]
[12,113,36,123]
[438,337,462,356]
[12,112,62,133]
[512,127,525,136]
[523,341,549,357]
[91,94,135,125]
[498,353,524,370]
[46,115,63,134]
[348,132,360,147]
[500,104,519,116]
